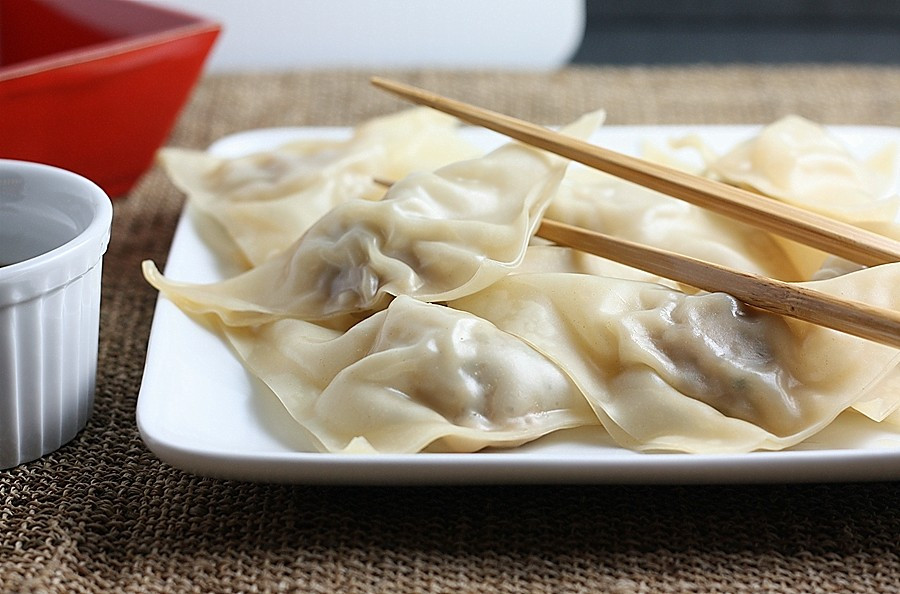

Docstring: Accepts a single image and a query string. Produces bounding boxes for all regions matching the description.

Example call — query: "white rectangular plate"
[137,124,900,484]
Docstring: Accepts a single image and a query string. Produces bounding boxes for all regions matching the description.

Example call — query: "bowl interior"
[0,0,205,70]
[0,160,110,272]
[0,188,93,268]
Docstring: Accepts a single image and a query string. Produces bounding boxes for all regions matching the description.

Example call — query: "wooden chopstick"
[538,219,900,349]
[371,76,900,268]
[365,80,900,348]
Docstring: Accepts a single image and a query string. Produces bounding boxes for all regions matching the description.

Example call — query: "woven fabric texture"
[2,66,899,593]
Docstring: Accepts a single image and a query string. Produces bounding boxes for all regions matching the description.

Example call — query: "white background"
[145,0,586,71]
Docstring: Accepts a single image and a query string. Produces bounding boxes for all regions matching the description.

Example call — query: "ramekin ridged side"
[0,262,103,468]
[0,159,111,469]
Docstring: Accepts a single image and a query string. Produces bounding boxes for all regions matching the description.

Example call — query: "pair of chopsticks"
[370,77,900,349]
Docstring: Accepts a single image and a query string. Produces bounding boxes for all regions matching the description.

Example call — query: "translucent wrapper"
[145,110,604,327]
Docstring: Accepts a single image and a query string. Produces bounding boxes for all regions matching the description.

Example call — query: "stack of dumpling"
[144,108,900,454]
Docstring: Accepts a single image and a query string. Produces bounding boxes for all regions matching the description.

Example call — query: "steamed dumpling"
[668,116,900,278]
[451,264,900,453]
[708,115,899,222]
[159,108,482,266]
[546,165,804,281]
[220,296,599,453]
[143,111,604,328]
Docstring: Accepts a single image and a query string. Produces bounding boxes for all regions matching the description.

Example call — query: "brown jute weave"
[2,66,899,593]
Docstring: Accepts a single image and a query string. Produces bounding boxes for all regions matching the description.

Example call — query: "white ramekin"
[0,159,112,469]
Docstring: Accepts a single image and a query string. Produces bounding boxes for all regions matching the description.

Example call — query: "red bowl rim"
[0,0,221,82]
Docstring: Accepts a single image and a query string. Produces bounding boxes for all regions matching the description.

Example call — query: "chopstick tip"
[370,77,433,104]
[370,76,402,91]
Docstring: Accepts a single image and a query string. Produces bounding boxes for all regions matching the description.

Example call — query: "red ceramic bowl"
[0,0,220,197]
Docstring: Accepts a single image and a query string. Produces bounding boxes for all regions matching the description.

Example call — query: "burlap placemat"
[2,66,899,593]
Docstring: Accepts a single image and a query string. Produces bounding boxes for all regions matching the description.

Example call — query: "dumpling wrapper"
[159,108,482,266]
[668,116,900,278]
[516,244,900,425]
[219,296,599,453]
[706,115,898,221]
[514,244,669,285]
[143,111,605,328]
[450,264,900,453]
[546,165,804,281]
